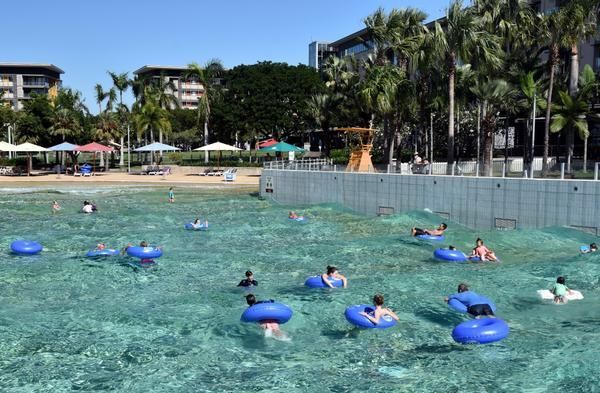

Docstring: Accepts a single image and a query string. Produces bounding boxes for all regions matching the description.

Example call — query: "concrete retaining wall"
[260,170,600,235]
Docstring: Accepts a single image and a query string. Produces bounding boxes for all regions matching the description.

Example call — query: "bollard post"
[334,164,337,172]
[502,162,506,178]
[475,163,480,177]
[523,170,528,178]
[560,163,565,179]
[594,162,598,180]
[451,162,456,176]
[387,164,390,174]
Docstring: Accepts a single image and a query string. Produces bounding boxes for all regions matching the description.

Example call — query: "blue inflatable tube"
[434,248,467,262]
[417,234,444,241]
[126,246,162,259]
[452,318,509,344]
[241,302,293,324]
[448,297,497,314]
[184,223,209,231]
[86,249,120,257]
[304,275,343,288]
[580,245,590,253]
[10,240,43,255]
[344,304,397,329]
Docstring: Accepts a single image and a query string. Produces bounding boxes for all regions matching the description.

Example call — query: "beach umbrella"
[0,141,16,152]
[258,138,278,148]
[194,141,241,167]
[259,141,304,153]
[14,142,50,176]
[134,142,181,152]
[48,142,79,172]
[75,142,114,174]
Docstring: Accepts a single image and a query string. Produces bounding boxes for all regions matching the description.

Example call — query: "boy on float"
[359,294,400,325]
[411,223,447,237]
[321,265,348,288]
[549,276,574,304]
[245,294,289,341]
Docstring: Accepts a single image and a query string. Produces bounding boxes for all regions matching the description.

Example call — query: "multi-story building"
[0,63,63,110]
[133,65,205,110]
[309,0,600,73]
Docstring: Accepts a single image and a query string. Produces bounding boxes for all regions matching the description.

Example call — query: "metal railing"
[263,158,334,171]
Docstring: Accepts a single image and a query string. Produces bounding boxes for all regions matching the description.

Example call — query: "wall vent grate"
[495,218,517,230]
[569,225,598,236]
[378,206,395,216]
[434,211,450,219]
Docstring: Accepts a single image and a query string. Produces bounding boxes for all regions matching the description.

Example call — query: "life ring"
[304,275,343,288]
[448,297,497,314]
[580,245,590,253]
[417,234,444,241]
[86,249,120,257]
[344,304,397,329]
[126,246,162,259]
[241,301,293,324]
[10,240,43,255]
[184,223,209,231]
[452,318,509,344]
[537,289,584,301]
[434,248,467,262]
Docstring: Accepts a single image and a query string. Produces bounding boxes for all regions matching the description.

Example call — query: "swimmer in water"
[52,200,61,213]
[359,294,400,325]
[168,187,175,203]
[321,265,348,288]
[238,270,258,287]
[246,294,290,341]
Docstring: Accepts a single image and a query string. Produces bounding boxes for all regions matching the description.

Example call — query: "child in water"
[168,187,175,203]
[245,294,289,341]
[581,243,598,254]
[238,271,258,287]
[359,294,400,325]
[52,200,61,213]
[550,276,574,304]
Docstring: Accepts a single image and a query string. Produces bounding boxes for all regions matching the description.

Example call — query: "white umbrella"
[134,142,181,152]
[194,142,241,168]
[14,142,50,176]
[0,141,16,152]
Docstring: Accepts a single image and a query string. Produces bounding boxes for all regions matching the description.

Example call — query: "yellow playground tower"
[338,127,376,172]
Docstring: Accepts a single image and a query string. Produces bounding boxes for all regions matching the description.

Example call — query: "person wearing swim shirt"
[359,294,400,325]
[321,265,348,288]
[581,243,598,254]
[445,283,495,319]
[168,187,175,203]
[238,271,258,287]
[245,294,289,340]
[82,201,94,214]
[549,276,574,304]
[411,223,447,237]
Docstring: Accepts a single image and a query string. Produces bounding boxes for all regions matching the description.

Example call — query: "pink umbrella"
[75,142,114,174]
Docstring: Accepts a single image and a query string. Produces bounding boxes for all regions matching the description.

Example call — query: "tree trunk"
[119,136,124,166]
[482,109,494,177]
[542,45,557,177]
[447,54,456,174]
[204,121,209,163]
[583,136,588,173]
[566,44,579,173]
[387,117,396,166]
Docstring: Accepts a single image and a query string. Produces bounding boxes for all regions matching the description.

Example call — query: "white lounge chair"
[223,168,237,182]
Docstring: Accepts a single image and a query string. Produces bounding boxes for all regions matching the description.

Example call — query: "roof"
[330,28,370,48]
[133,65,189,75]
[0,63,64,74]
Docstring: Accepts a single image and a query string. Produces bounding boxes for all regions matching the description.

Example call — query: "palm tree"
[95,111,120,170]
[133,99,172,165]
[50,108,82,141]
[434,0,501,171]
[94,84,116,113]
[558,0,599,171]
[108,71,129,106]
[470,79,516,176]
[184,59,225,162]
[108,71,130,167]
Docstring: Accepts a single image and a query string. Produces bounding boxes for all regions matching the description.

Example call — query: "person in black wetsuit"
[238,270,258,287]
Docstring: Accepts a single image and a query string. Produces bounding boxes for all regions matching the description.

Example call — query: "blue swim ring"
[241,302,293,324]
[417,234,444,241]
[434,248,467,262]
[448,297,497,313]
[452,318,509,344]
[10,240,43,255]
[580,245,590,253]
[304,275,343,288]
[184,223,209,231]
[126,246,162,259]
[344,305,397,329]
[86,249,120,257]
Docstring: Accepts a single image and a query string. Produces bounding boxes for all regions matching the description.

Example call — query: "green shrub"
[330,149,349,165]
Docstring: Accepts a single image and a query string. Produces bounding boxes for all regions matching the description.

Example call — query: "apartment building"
[133,65,205,110]
[0,63,63,110]
[309,0,599,73]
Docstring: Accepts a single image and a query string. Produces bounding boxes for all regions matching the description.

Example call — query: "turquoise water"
[1,185,599,392]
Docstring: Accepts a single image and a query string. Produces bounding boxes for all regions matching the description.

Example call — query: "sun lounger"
[223,168,237,182]
[199,168,212,176]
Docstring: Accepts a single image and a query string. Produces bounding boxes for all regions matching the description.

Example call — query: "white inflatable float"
[537,289,584,301]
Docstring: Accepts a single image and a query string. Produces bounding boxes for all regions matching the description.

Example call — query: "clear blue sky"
[4,0,449,113]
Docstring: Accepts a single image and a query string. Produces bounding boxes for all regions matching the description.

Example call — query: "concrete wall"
[260,170,600,235]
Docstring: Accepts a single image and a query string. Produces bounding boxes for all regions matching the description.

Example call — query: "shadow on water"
[321,327,361,339]
[414,306,464,327]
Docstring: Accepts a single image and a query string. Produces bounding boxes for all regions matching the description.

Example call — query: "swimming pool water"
[0,185,599,392]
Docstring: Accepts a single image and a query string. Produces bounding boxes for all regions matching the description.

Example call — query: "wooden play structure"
[337,127,376,172]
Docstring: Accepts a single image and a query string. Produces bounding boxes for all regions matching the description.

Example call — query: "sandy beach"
[0,167,261,188]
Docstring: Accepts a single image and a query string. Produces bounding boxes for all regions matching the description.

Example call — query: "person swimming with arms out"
[359,294,400,325]
[238,270,258,287]
[321,265,348,288]
[581,243,598,254]
[245,294,290,341]
[192,218,209,229]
